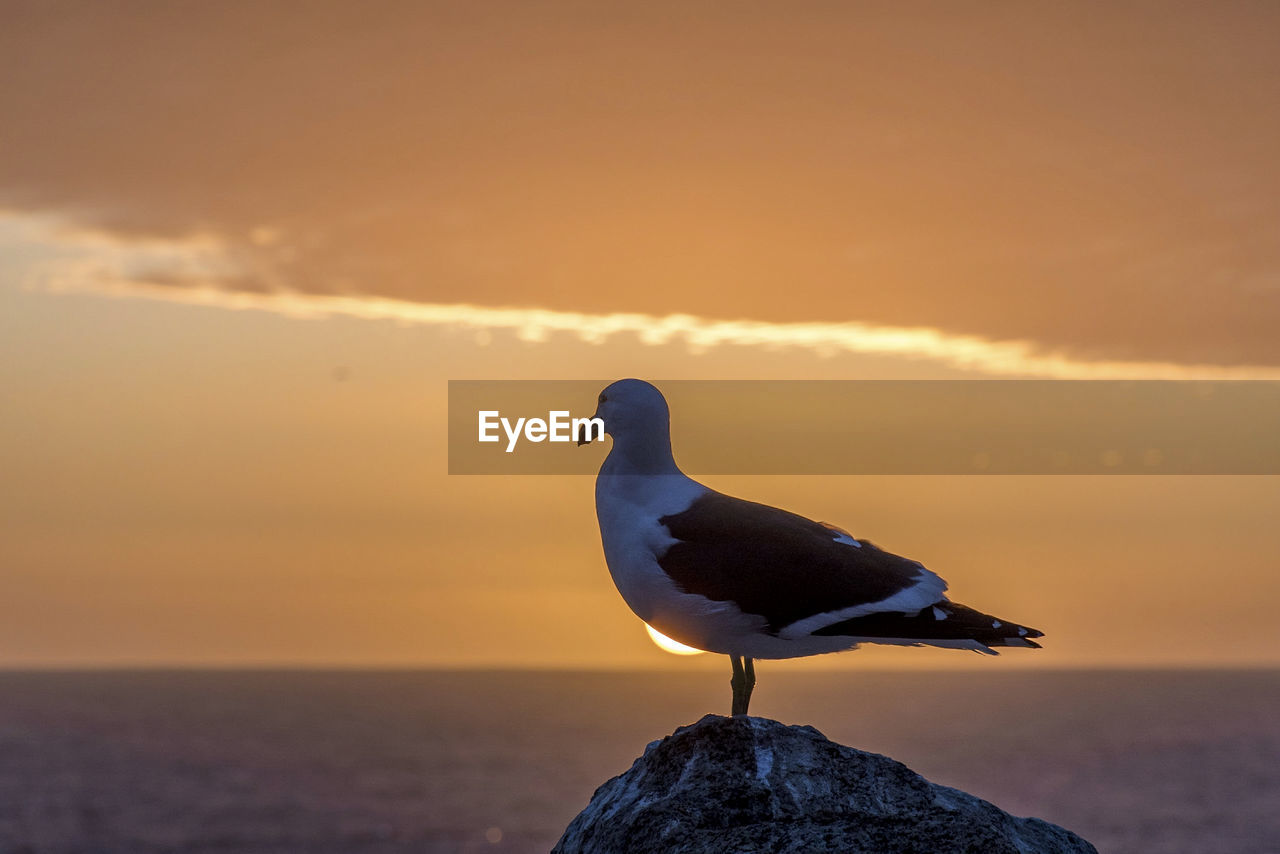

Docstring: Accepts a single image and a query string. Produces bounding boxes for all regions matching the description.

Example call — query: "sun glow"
[645,623,707,656]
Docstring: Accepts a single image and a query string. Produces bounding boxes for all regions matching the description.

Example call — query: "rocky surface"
[553,715,1097,854]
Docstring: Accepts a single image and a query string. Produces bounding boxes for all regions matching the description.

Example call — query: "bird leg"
[730,656,745,716]
[730,655,757,716]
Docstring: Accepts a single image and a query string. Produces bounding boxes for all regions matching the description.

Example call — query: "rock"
[553,715,1096,854]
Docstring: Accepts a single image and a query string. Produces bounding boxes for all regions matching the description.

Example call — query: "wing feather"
[657,492,945,634]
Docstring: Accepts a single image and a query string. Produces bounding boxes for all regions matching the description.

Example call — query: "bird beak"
[578,407,600,446]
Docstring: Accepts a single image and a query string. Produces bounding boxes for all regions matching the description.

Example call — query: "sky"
[2,1,1279,669]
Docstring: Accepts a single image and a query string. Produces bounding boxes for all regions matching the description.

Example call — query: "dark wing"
[657,491,946,634]
[813,601,1044,649]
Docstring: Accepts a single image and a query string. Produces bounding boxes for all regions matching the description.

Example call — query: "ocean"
[0,670,1276,853]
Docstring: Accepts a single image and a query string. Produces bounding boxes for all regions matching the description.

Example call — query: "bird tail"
[939,601,1044,650]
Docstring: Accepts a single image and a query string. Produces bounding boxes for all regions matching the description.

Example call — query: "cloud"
[2,2,1279,365]
[29,230,1280,380]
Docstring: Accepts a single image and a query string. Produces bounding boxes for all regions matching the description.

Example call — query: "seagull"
[581,378,1043,716]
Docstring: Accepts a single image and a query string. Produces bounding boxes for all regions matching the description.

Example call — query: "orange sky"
[2,2,1279,669]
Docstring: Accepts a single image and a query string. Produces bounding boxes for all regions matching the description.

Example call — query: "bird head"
[578,378,670,446]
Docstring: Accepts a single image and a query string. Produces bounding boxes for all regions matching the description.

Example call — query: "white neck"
[600,425,681,476]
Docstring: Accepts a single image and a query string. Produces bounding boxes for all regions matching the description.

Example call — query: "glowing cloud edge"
[47,277,1280,381]
[12,212,1280,381]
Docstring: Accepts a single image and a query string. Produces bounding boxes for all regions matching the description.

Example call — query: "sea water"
[0,670,1276,853]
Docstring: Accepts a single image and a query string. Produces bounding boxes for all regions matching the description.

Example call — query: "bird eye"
[598,394,607,403]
